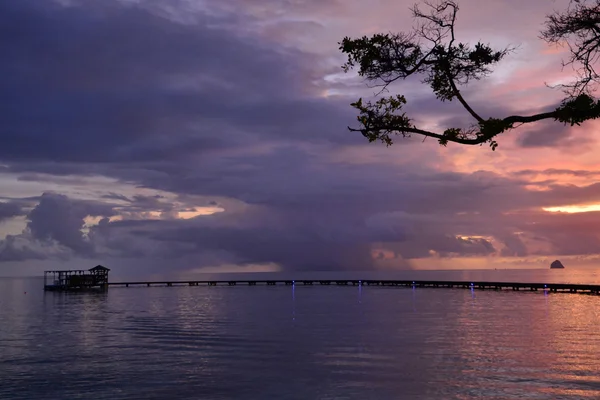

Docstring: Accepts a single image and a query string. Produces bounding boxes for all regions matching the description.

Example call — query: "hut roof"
[89,265,110,271]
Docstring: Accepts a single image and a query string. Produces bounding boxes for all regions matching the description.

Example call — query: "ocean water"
[1,269,600,399]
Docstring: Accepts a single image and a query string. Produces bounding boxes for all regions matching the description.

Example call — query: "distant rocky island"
[550,260,565,269]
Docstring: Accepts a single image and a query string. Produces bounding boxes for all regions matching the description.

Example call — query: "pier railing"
[106,279,600,294]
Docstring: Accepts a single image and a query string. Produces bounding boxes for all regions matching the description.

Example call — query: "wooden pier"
[106,279,600,295]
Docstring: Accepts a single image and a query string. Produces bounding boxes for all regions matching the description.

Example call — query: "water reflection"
[291,283,295,322]
[1,278,600,399]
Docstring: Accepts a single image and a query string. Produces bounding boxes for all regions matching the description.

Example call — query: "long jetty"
[107,279,600,294]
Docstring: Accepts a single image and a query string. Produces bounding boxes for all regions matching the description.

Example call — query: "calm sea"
[1,269,600,399]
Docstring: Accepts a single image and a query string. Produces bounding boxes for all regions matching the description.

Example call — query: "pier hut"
[44,265,110,291]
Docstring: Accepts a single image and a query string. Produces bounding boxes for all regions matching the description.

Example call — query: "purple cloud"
[1,0,600,275]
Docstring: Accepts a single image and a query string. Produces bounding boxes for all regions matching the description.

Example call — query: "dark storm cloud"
[101,193,132,202]
[518,122,569,148]
[512,168,600,178]
[4,164,600,269]
[0,235,47,262]
[384,236,497,259]
[13,140,600,267]
[82,162,600,267]
[498,233,529,257]
[141,150,529,217]
[0,202,22,223]
[82,200,385,271]
[0,0,373,271]
[146,225,376,271]
[516,120,595,149]
[0,0,356,166]
[26,193,116,255]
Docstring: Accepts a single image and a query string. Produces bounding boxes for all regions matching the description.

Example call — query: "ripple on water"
[1,282,600,399]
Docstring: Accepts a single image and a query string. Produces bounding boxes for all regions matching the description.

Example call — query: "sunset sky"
[2,0,600,277]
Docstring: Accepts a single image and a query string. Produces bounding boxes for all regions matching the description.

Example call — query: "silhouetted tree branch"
[340,0,600,150]
[542,0,600,95]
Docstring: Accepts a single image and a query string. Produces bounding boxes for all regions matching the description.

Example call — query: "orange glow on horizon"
[178,206,224,219]
[543,204,600,213]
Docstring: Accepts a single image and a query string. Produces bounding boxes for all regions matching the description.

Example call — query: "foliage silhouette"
[340,0,600,150]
